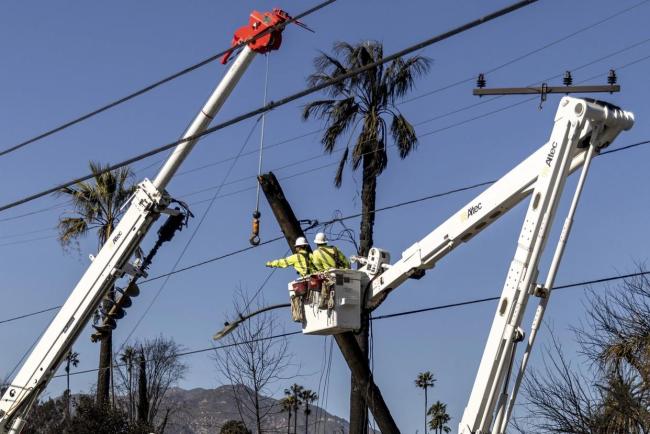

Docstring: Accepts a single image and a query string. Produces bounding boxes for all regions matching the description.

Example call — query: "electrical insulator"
[608,69,617,85]
[563,71,572,86]
[476,73,486,89]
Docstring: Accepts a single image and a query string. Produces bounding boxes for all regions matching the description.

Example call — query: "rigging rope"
[250,54,270,245]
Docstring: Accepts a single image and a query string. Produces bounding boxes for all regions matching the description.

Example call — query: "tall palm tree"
[427,401,451,434]
[415,371,436,434]
[280,396,295,434]
[120,346,137,423]
[284,384,304,434]
[300,389,318,434]
[303,41,429,434]
[64,350,79,419]
[58,161,135,406]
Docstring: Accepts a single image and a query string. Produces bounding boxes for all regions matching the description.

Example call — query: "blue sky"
[0,0,649,432]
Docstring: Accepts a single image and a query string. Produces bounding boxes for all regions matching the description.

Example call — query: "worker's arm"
[266,255,295,268]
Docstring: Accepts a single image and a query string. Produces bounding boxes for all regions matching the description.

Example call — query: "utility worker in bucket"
[311,232,350,271]
[265,237,315,277]
[312,232,350,310]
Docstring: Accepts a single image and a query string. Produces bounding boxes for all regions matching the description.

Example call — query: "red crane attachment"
[221,8,312,64]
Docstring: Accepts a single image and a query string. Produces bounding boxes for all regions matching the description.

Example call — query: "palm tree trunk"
[424,388,428,434]
[287,411,291,434]
[97,327,112,406]
[350,155,377,434]
[97,224,114,406]
[304,405,309,434]
[293,405,298,434]
[138,349,149,424]
[65,362,71,420]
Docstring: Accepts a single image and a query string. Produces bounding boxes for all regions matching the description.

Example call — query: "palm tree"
[280,396,295,434]
[415,371,436,434]
[58,161,135,406]
[300,389,318,434]
[303,41,430,433]
[284,384,304,434]
[427,401,451,434]
[120,346,137,422]
[64,350,79,419]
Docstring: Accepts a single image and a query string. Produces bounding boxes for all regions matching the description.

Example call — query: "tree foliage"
[515,270,650,433]
[214,290,293,434]
[115,335,187,431]
[24,396,151,434]
[220,420,252,434]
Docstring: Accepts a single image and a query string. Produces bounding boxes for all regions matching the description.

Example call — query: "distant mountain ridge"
[161,385,350,434]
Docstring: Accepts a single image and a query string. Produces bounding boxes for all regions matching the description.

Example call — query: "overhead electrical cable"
[1,34,647,227]
[0,0,539,214]
[1,137,648,326]
[43,270,650,380]
[0,0,338,158]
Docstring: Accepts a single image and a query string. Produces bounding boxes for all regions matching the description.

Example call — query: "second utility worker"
[311,232,350,271]
[266,237,315,277]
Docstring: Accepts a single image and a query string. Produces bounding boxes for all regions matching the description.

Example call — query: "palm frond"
[334,147,349,188]
[58,217,89,248]
[302,99,337,121]
[391,112,418,159]
[385,55,431,103]
[320,98,359,153]
[56,161,135,251]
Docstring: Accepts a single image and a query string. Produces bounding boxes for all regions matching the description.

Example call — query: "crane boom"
[0,9,296,433]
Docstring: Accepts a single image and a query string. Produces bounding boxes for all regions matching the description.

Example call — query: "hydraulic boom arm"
[359,97,633,433]
[0,9,295,433]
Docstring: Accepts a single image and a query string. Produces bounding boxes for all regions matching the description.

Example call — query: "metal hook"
[249,211,261,246]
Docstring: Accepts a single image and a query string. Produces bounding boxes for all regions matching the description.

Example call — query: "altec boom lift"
[0,10,296,434]
[296,96,634,433]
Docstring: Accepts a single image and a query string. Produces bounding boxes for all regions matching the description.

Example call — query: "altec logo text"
[545,141,558,167]
[467,203,482,219]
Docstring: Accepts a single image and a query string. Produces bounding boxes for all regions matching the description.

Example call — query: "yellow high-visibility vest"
[312,245,350,272]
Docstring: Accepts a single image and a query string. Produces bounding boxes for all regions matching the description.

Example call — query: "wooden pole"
[258,172,400,434]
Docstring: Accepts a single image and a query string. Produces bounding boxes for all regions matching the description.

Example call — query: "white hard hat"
[314,232,328,245]
[294,236,309,247]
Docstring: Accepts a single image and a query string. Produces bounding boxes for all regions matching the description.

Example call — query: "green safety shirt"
[266,251,316,277]
[312,245,350,272]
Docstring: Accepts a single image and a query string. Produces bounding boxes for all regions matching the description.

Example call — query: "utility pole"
[258,172,400,434]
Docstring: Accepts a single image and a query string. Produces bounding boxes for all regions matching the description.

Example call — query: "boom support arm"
[366,98,634,308]
[0,9,296,432]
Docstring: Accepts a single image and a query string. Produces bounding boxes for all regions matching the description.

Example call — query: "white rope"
[254,53,270,213]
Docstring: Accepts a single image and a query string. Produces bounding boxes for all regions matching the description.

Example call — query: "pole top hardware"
[472,70,620,97]
[222,9,313,64]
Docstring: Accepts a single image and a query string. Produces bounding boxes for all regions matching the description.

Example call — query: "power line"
[128,26,650,186]
[0,0,538,214]
[2,137,648,326]
[399,0,650,105]
[46,270,650,380]
[2,32,647,230]
[0,306,61,325]
[371,271,650,321]
[0,0,338,158]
